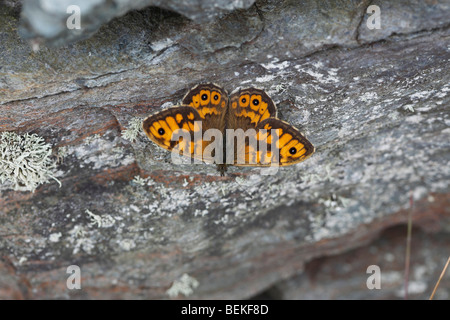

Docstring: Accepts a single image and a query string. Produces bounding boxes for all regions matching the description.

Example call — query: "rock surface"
[0,0,449,299]
[267,225,450,300]
[19,0,256,46]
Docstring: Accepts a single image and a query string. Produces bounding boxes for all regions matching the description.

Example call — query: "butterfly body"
[142,84,314,174]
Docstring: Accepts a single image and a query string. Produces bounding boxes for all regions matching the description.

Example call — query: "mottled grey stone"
[357,0,450,43]
[19,0,256,46]
[0,0,449,299]
[267,227,450,300]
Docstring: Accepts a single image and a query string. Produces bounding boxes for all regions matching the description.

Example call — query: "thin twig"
[404,193,413,300]
[429,256,450,300]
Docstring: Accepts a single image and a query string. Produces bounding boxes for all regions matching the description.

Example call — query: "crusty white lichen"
[122,117,144,142]
[68,132,134,170]
[85,209,115,228]
[166,273,199,298]
[118,239,136,251]
[131,175,149,186]
[0,132,61,192]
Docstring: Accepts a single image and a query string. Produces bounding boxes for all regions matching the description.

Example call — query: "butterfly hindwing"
[256,118,315,166]
[181,83,228,133]
[228,87,277,132]
[230,118,314,166]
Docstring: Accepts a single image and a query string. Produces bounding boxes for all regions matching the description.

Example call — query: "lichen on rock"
[0,132,61,192]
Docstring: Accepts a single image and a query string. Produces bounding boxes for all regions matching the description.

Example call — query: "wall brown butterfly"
[142,84,314,175]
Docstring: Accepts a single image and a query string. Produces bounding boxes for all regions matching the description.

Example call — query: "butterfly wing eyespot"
[239,94,250,107]
[200,90,210,105]
[250,95,262,111]
[211,91,221,105]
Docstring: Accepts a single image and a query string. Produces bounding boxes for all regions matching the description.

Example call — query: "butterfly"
[142,83,314,175]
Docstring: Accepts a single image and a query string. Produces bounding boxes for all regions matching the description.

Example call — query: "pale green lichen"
[166,273,199,298]
[0,132,61,192]
[69,225,86,238]
[85,209,115,228]
[83,134,101,145]
[122,117,144,142]
[403,104,415,112]
[131,175,149,186]
[118,239,136,251]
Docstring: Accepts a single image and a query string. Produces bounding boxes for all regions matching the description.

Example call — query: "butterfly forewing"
[228,88,277,132]
[142,106,217,163]
[257,118,314,166]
